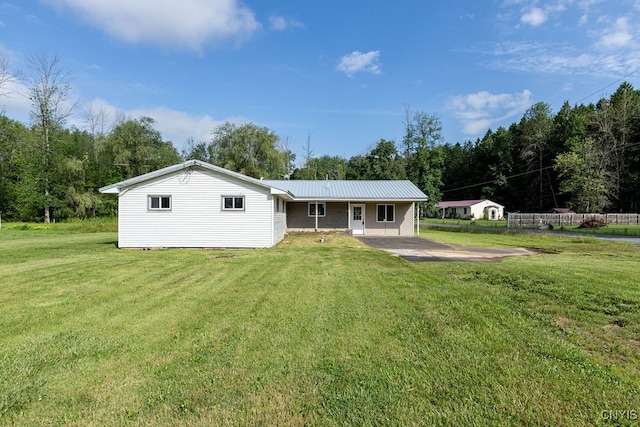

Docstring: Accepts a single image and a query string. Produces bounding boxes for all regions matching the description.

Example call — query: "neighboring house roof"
[551,208,575,214]
[437,199,504,209]
[99,160,428,202]
[99,160,293,198]
[263,180,427,201]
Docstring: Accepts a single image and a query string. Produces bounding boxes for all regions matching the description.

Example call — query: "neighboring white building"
[436,199,505,220]
[100,160,428,248]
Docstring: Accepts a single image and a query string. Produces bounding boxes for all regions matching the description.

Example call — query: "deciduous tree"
[518,102,555,211]
[554,137,612,212]
[26,51,77,222]
[203,122,294,179]
[403,108,444,209]
[104,116,180,180]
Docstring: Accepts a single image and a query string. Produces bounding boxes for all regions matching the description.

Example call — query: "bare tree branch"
[84,102,112,137]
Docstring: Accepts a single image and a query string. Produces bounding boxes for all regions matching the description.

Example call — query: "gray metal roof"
[99,160,427,201]
[263,180,428,201]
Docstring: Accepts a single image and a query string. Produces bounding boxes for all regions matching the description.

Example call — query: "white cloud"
[268,14,303,31]
[128,106,228,145]
[0,75,247,150]
[447,90,533,136]
[598,17,633,48]
[481,38,640,77]
[336,50,382,77]
[40,0,261,51]
[76,100,251,148]
[521,7,548,26]
[579,13,588,25]
[269,15,287,31]
[562,83,574,91]
[0,77,32,119]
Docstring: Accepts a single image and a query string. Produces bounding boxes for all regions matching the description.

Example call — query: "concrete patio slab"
[356,236,538,262]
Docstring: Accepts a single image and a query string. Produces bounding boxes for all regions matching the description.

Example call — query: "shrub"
[578,218,608,229]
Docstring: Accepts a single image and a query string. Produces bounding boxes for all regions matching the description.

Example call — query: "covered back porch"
[284,201,418,236]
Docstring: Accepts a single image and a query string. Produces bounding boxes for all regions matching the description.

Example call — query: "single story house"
[436,199,505,220]
[99,160,428,248]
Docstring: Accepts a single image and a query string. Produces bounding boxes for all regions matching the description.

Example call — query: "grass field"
[559,224,640,237]
[422,218,508,228]
[423,217,640,236]
[1,222,639,425]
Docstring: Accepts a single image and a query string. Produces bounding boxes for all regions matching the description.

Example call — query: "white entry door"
[352,204,365,235]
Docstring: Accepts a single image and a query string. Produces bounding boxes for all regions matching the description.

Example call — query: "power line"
[443,71,640,196]
[576,69,639,105]
[442,165,554,194]
[442,139,640,194]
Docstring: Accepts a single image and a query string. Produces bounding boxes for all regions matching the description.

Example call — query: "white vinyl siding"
[274,212,286,245]
[272,198,286,246]
[117,169,275,248]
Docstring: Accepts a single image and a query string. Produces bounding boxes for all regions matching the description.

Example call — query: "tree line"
[1,52,639,222]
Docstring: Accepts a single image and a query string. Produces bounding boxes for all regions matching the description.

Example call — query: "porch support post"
[348,201,351,230]
[315,200,318,231]
[413,202,416,236]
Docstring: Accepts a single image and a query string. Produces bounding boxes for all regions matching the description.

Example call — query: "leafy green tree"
[554,137,612,212]
[57,128,105,218]
[471,127,514,201]
[181,137,211,163]
[403,109,444,209]
[345,154,371,180]
[440,141,473,200]
[293,155,347,180]
[517,102,555,211]
[188,122,293,179]
[365,139,406,180]
[599,83,640,210]
[0,116,30,219]
[103,117,180,180]
[344,139,405,180]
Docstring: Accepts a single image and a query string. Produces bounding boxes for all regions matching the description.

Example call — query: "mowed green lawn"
[1,223,639,426]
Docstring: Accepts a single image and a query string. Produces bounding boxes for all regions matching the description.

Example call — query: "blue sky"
[1,1,640,163]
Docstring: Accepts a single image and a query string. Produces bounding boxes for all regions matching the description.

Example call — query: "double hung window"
[308,202,326,217]
[376,204,395,222]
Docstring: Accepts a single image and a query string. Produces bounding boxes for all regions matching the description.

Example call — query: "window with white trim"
[222,196,245,211]
[148,195,171,211]
[377,204,395,222]
[308,202,326,217]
